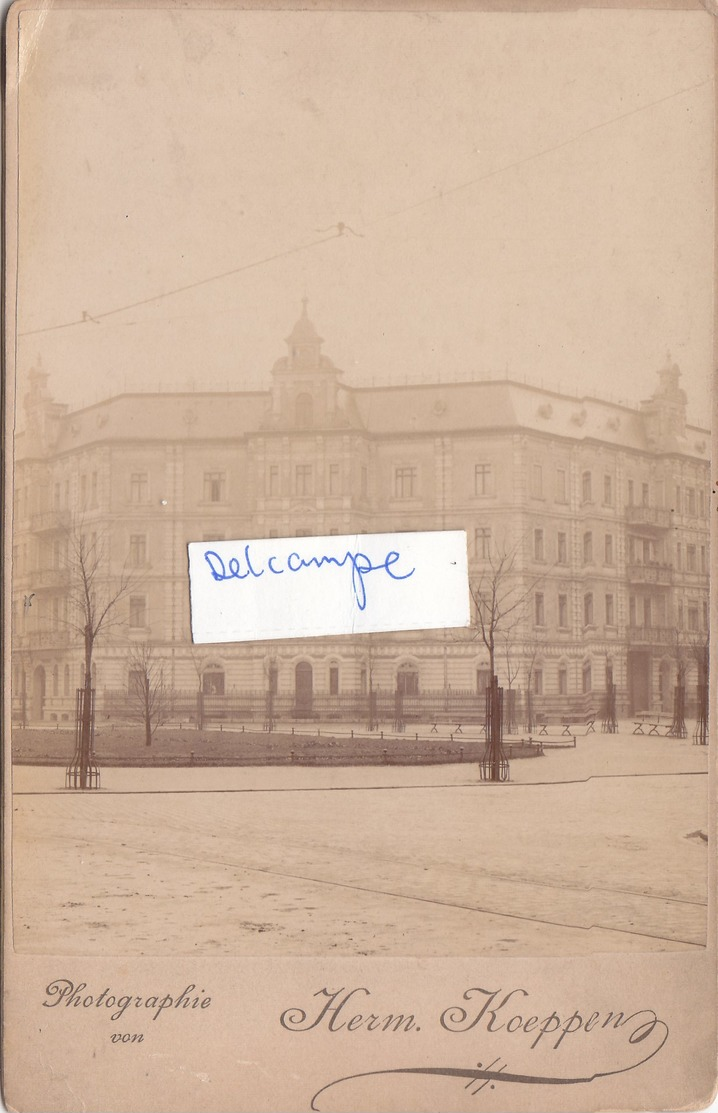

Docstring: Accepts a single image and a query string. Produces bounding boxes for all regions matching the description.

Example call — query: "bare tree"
[64,523,133,786]
[469,540,546,682]
[127,643,167,746]
[188,646,206,729]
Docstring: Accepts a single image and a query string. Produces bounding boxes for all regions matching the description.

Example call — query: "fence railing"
[97,686,598,727]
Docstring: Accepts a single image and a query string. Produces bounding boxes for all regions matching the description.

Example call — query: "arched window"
[397,663,419,696]
[295,392,313,429]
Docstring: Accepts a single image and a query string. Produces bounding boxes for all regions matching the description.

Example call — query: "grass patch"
[12,726,545,768]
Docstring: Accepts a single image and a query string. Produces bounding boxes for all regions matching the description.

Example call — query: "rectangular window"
[53,483,60,509]
[328,463,341,495]
[534,528,544,561]
[129,534,146,567]
[701,545,707,573]
[627,479,634,506]
[557,531,567,564]
[605,593,614,626]
[676,542,682,570]
[91,471,98,506]
[641,482,649,507]
[675,485,682,513]
[688,606,699,632]
[474,527,491,560]
[129,595,146,628]
[687,487,696,515]
[531,464,543,498]
[678,601,684,629]
[394,466,417,499]
[329,666,339,696]
[687,544,697,572]
[699,489,706,517]
[267,465,280,496]
[582,661,592,694]
[533,669,543,696]
[604,533,614,565]
[80,474,87,505]
[130,473,148,503]
[703,601,709,630]
[644,597,651,627]
[583,592,594,627]
[582,471,592,503]
[474,463,491,496]
[558,593,568,628]
[295,464,313,496]
[603,474,613,506]
[534,592,545,627]
[583,531,593,563]
[555,468,567,503]
[64,480,70,507]
[203,471,225,503]
[558,668,568,696]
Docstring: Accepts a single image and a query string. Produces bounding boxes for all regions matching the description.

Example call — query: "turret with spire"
[265,300,356,430]
[641,351,688,448]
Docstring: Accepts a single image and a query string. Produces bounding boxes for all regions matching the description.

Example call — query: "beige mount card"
[2,1,717,1111]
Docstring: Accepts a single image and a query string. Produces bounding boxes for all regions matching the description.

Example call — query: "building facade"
[11,304,711,725]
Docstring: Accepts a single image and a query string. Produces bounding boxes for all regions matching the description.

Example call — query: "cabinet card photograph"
[3,1,716,1111]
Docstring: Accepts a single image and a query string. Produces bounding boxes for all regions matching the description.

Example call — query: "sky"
[11,6,715,423]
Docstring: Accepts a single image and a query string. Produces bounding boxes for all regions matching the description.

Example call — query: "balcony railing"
[627,625,675,645]
[625,506,671,529]
[29,510,71,533]
[14,630,71,649]
[626,562,673,586]
[34,568,71,589]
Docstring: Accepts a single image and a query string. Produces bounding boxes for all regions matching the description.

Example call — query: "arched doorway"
[295,661,313,717]
[396,663,419,696]
[202,664,225,695]
[32,665,46,722]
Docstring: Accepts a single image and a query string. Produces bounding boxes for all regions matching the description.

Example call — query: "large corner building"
[12,303,711,725]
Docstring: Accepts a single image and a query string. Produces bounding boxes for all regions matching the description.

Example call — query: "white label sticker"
[188,530,470,643]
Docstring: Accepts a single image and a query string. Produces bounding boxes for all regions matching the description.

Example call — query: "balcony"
[15,630,71,650]
[625,505,671,529]
[34,568,70,589]
[29,509,71,533]
[626,562,673,586]
[627,626,675,646]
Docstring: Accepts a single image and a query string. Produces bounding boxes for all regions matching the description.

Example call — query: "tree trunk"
[80,623,93,789]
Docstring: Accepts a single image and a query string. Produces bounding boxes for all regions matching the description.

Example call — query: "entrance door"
[295,661,313,717]
[32,665,46,721]
[627,651,650,714]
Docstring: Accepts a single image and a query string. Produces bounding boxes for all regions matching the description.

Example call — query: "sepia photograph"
[8,1,713,960]
[3,3,716,1110]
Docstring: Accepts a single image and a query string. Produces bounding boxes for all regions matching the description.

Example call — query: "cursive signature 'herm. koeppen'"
[203,544,415,611]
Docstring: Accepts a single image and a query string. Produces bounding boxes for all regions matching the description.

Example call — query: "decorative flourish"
[310,1021,669,1111]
